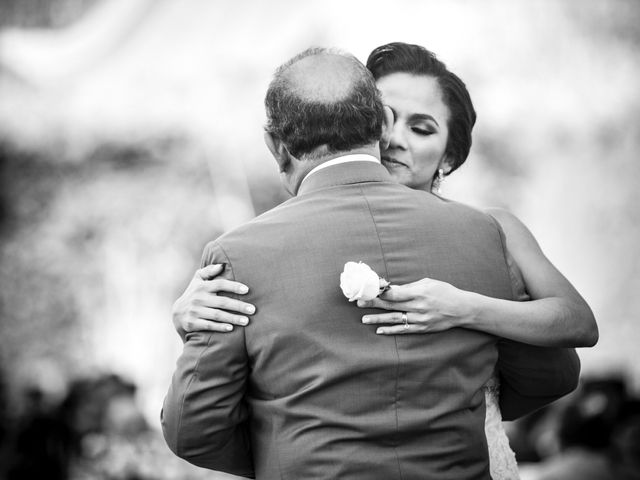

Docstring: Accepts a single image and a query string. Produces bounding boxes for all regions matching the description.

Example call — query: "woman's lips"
[381,156,407,168]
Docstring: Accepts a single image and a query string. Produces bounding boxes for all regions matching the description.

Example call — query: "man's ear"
[380,105,394,150]
[264,132,291,173]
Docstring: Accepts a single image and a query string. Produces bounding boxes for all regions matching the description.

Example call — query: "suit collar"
[296,160,393,196]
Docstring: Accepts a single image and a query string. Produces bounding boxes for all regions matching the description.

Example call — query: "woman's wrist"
[456,290,483,329]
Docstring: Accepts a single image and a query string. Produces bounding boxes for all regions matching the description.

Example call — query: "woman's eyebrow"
[409,113,439,126]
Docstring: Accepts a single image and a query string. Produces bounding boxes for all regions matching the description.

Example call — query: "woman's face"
[376,73,451,191]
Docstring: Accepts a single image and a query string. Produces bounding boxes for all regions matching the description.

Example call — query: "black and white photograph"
[1,1,639,479]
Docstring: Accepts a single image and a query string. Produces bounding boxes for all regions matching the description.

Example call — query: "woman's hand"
[173,264,256,341]
[356,209,598,347]
[357,278,475,335]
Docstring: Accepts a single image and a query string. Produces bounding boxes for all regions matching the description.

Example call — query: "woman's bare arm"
[359,209,598,348]
[466,208,598,346]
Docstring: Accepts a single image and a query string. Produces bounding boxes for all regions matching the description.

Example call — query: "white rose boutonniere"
[340,261,390,302]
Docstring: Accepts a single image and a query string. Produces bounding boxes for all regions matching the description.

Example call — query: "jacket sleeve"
[495,227,581,421]
[161,241,254,478]
[497,340,581,421]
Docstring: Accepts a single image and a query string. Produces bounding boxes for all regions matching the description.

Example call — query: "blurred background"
[0,0,638,478]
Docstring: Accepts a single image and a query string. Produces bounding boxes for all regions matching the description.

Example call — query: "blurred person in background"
[3,378,73,480]
[611,397,640,480]
[61,373,208,480]
[165,45,593,479]
[1,374,136,480]
[3,371,215,480]
[519,376,640,480]
[3,372,170,480]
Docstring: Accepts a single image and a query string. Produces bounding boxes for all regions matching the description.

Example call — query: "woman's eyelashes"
[410,125,435,136]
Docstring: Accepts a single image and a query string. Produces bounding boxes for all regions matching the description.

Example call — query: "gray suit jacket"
[162,161,579,479]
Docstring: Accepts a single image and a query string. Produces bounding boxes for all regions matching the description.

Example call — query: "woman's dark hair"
[366,42,476,175]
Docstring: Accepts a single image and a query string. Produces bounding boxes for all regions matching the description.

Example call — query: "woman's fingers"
[357,282,431,310]
[364,315,455,335]
[197,306,250,325]
[196,265,251,295]
[361,312,409,324]
[374,324,430,335]
[179,306,251,334]
[205,278,250,295]
[184,318,239,333]
[201,294,255,315]
[197,264,225,280]
[174,265,256,337]
[378,284,420,302]
[357,297,409,310]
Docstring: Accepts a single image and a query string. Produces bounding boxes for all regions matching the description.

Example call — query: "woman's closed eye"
[411,126,434,136]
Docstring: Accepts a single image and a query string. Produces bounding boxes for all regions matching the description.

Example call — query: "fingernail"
[239,317,249,326]
[376,328,383,334]
[245,305,255,314]
[362,316,370,324]
[225,325,233,331]
[239,285,249,294]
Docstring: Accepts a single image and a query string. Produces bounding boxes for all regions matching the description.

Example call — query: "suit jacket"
[162,161,579,479]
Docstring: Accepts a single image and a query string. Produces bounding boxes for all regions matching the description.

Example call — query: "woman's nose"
[388,123,407,149]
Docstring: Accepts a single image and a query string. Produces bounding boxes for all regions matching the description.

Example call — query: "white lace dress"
[481,242,531,479]
[484,376,520,479]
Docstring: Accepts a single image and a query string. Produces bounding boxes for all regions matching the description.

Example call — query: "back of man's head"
[265,47,385,160]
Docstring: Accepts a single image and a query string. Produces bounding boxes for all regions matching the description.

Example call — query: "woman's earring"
[432,168,445,194]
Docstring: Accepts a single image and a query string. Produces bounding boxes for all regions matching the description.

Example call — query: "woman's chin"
[386,172,405,185]
[382,162,407,182]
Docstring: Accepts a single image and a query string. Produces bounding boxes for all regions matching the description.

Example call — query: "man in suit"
[162,47,579,479]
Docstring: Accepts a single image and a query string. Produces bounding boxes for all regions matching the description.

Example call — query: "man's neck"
[293,145,381,195]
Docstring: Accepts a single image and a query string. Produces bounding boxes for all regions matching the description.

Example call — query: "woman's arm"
[359,209,598,348]
[473,208,597,346]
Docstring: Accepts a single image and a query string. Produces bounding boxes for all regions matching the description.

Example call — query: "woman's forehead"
[377,73,449,119]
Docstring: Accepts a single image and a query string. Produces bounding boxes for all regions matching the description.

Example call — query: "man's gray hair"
[264,47,385,159]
